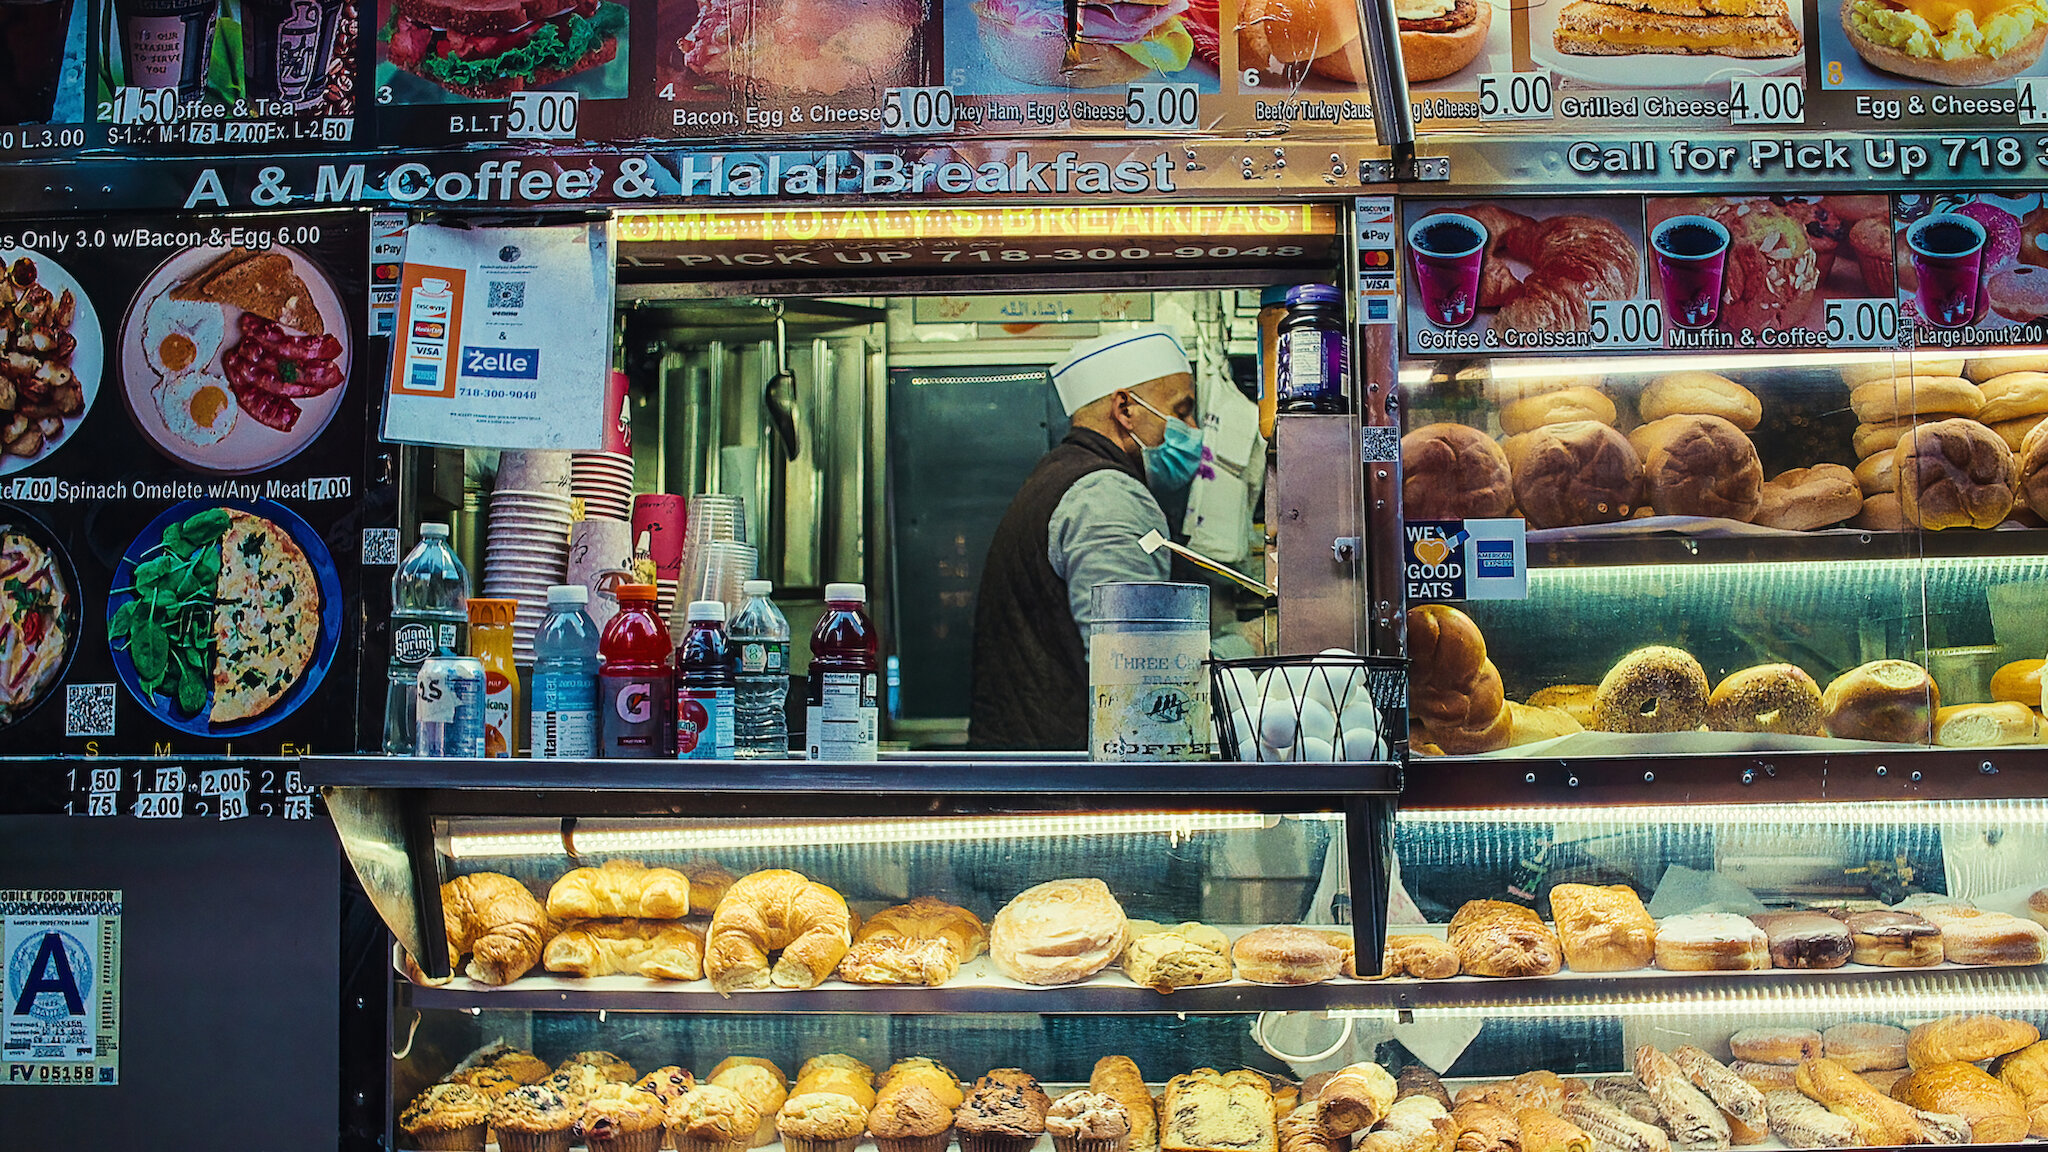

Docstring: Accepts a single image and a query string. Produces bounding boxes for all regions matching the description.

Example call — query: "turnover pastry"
[1448,899,1563,977]
[543,919,705,980]
[1907,1014,2041,1067]
[1991,1041,2048,1138]
[839,896,987,986]
[1548,883,1656,972]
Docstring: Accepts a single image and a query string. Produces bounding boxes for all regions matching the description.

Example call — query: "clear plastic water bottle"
[530,585,601,759]
[730,579,790,758]
[383,522,470,755]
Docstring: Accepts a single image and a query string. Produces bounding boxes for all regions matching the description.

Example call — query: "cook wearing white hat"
[968,325,1203,751]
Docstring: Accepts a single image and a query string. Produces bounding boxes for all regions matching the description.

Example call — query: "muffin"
[795,1065,877,1109]
[447,1066,522,1099]
[578,1083,670,1152]
[669,1083,764,1152]
[799,1054,876,1084]
[561,1050,640,1083]
[458,1042,552,1086]
[955,1070,1051,1152]
[779,1090,870,1152]
[637,1066,698,1108]
[492,1084,578,1152]
[711,1056,788,1083]
[399,1082,493,1151]
[882,1058,965,1110]
[869,1082,956,1152]
[543,1064,608,1109]
[712,1061,790,1147]
[1046,1092,1131,1152]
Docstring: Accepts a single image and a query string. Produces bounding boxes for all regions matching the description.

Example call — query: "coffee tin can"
[1089,581,1212,761]
[416,655,487,757]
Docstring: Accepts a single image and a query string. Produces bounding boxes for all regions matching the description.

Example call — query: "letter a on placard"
[12,932,85,1016]
[184,168,230,209]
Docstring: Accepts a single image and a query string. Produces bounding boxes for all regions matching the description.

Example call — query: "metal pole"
[1354,0,1417,152]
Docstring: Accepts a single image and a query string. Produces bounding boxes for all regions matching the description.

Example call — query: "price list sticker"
[1125,84,1201,130]
[507,92,580,140]
[1477,71,1553,122]
[1586,299,1667,350]
[65,763,312,821]
[1827,297,1905,349]
[882,87,956,135]
[1729,76,1805,125]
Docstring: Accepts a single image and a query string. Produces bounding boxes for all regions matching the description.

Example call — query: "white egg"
[157,371,237,447]
[1338,726,1386,760]
[1225,709,1259,758]
[1220,667,1263,714]
[142,294,225,376]
[1264,664,1316,702]
[1258,704,1300,753]
[1318,647,1358,658]
[1259,738,1295,762]
[1298,698,1339,744]
[1294,735,1336,761]
[1339,699,1381,736]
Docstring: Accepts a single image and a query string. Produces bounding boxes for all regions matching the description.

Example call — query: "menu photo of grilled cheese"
[1530,0,1804,87]
[1822,0,2048,90]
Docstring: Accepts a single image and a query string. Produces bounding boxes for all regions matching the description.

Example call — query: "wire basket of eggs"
[1210,651,1407,763]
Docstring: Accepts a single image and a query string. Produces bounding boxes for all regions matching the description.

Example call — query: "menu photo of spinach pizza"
[105,500,341,736]
[0,502,79,731]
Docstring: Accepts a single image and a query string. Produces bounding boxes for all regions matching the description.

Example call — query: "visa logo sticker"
[462,346,540,379]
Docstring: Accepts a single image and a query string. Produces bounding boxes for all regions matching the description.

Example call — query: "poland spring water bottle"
[730,579,790,758]
[383,523,470,755]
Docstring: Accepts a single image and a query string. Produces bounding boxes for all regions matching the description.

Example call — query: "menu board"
[0,0,92,152]
[94,0,360,148]
[1400,192,2048,356]
[0,210,367,756]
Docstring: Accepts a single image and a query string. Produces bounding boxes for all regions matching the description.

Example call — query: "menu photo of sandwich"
[1402,197,1644,355]
[1529,0,1804,88]
[657,0,936,117]
[377,0,628,104]
[951,0,1220,96]
[1822,0,2048,91]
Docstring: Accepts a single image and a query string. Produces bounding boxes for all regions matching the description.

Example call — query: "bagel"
[705,869,853,992]
[1528,684,1598,728]
[1499,387,1617,435]
[1844,357,1966,385]
[1594,646,1709,734]
[1639,371,1763,431]
[1849,376,1985,423]
[1705,664,1824,736]
[1753,464,1861,531]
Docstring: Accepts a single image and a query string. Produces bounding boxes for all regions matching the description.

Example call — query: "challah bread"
[1407,603,1510,754]
[547,859,691,920]
[705,869,853,992]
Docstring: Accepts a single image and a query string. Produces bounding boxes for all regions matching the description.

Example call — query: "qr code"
[1359,425,1400,463]
[488,280,526,309]
[362,527,400,566]
[65,683,116,737]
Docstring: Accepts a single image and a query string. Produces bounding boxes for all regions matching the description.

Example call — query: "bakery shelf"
[1526,527,2048,570]
[1404,746,2048,808]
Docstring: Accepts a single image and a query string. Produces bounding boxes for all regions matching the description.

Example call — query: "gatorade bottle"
[467,598,520,757]
[806,582,879,762]
[383,522,469,755]
[675,600,736,760]
[598,583,674,757]
[530,585,601,759]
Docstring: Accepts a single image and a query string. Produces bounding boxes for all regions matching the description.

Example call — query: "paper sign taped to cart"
[383,220,616,450]
[2,889,121,1087]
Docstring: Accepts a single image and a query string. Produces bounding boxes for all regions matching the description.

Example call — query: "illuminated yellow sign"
[616,204,1336,244]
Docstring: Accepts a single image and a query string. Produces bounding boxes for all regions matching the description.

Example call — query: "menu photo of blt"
[98,0,358,141]
[375,0,625,114]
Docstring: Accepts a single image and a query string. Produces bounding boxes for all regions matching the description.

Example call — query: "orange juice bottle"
[467,598,522,757]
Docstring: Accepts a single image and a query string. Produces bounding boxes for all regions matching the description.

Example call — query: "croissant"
[1795,1057,1938,1146]
[543,919,705,980]
[705,869,852,992]
[855,896,988,961]
[547,859,690,920]
[1445,1101,1521,1152]
[1460,204,1533,309]
[442,872,555,985]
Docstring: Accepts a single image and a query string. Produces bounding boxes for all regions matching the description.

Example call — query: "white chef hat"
[1050,326,1191,416]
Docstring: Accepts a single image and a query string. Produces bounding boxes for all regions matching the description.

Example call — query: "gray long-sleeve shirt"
[1047,469,1171,658]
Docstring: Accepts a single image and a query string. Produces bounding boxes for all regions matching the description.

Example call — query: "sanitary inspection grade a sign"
[2,890,121,1086]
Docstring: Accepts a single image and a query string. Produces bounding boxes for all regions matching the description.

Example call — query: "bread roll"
[1933,701,2039,746]
[1991,658,2045,705]
[989,878,1127,985]
[1528,684,1598,728]
[1823,1023,1908,1072]
[1895,417,2017,529]
[1500,387,1618,436]
[1090,1057,1157,1152]
[1908,1015,2042,1068]
[1632,414,1764,521]
[1448,899,1563,977]
[2019,416,2048,520]
[1990,412,2048,452]
[1854,451,1897,495]
[1849,375,1985,422]
[1821,659,1938,744]
[1402,423,1515,521]
[1844,356,1965,385]
[1852,491,1905,531]
[1889,1063,2027,1143]
[1729,1028,1822,1066]
[1975,371,2048,422]
[1639,372,1762,431]
[1752,465,1861,530]
[1506,420,1644,528]
[1854,419,1915,459]
[1505,700,1582,746]
[1547,883,1656,972]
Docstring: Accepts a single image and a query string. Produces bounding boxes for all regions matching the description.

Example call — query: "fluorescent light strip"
[449,811,1280,859]
[1330,971,2048,1021]
[1401,799,2045,827]
[1398,348,1999,388]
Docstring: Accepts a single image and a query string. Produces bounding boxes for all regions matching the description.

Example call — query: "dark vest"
[968,429,1143,750]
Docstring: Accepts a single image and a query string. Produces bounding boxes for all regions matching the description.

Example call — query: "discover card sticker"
[3,889,120,1086]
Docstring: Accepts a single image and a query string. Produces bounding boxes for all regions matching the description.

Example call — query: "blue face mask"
[1131,394,1202,492]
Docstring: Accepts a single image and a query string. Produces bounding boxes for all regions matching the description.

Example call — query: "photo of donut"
[1891,192,2048,338]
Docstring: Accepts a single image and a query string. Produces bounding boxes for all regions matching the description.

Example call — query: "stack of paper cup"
[497,450,573,498]
[572,451,636,520]
[482,486,574,662]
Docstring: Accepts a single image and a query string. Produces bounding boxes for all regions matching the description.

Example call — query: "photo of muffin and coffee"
[1887,193,2048,335]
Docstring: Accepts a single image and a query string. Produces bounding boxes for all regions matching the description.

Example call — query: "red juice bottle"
[806,582,878,762]
[599,583,674,757]
[675,599,735,760]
